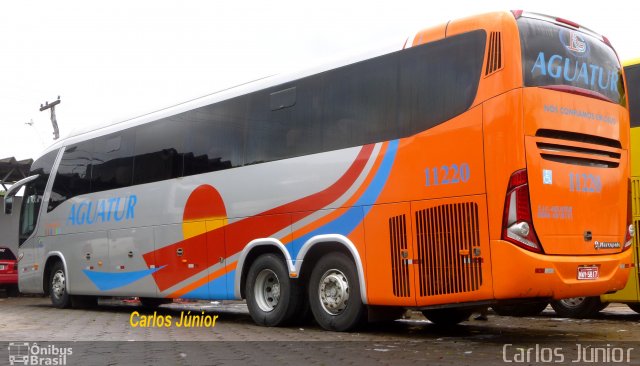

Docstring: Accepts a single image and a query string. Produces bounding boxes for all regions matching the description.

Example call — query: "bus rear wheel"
[245,253,302,326]
[308,252,366,332]
[422,308,473,326]
[49,261,71,309]
[550,296,605,318]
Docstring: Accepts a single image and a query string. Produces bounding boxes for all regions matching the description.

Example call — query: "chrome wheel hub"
[254,269,280,312]
[52,270,66,300]
[319,269,349,315]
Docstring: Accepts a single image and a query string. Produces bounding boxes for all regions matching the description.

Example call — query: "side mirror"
[4,196,12,215]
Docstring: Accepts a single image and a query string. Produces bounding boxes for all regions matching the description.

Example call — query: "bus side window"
[183,101,245,175]
[92,130,135,193]
[48,141,93,212]
[133,117,185,185]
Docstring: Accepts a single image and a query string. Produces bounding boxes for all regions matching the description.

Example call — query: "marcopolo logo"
[594,240,621,250]
[7,342,72,366]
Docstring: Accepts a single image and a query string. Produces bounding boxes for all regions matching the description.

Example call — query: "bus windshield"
[518,16,625,105]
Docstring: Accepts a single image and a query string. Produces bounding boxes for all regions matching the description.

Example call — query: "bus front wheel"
[49,261,71,309]
[245,253,302,327]
[308,252,366,331]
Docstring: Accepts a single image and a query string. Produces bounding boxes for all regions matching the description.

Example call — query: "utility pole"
[40,96,61,140]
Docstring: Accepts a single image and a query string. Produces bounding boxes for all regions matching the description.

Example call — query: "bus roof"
[624,58,640,67]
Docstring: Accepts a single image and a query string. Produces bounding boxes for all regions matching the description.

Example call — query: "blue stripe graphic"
[83,267,162,291]
[287,140,399,260]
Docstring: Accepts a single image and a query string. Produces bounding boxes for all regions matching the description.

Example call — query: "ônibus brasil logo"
[7,342,72,366]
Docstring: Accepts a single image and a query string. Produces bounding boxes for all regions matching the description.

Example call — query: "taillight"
[624,179,634,251]
[12,263,18,272]
[502,169,543,253]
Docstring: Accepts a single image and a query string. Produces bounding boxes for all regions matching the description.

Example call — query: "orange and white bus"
[4,11,633,331]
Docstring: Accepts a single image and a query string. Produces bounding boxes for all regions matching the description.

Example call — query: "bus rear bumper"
[491,240,633,300]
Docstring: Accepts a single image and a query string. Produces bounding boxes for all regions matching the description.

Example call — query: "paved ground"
[1,295,640,365]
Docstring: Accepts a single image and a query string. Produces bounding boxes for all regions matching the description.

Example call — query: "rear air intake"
[415,202,482,296]
[535,129,622,168]
[389,214,410,297]
[485,32,503,76]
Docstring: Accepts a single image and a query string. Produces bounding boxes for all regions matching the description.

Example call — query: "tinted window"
[183,99,246,175]
[28,149,57,197]
[518,17,625,104]
[91,130,135,192]
[0,247,16,260]
[20,149,57,244]
[398,31,485,135]
[48,141,93,212]
[244,30,485,162]
[246,77,324,164]
[627,64,640,127]
[322,53,399,151]
[133,117,185,185]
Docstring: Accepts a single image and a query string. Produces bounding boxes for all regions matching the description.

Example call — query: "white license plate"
[0,265,5,270]
[577,266,599,280]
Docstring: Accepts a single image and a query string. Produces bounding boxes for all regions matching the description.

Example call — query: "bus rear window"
[518,16,625,105]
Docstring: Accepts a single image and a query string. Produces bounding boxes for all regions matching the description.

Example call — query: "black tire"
[6,285,19,297]
[71,295,98,309]
[550,296,603,318]
[49,261,71,308]
[140,297,172,309]
[245,253,302,327]
[492,301,549,317]
[308,252,366,331]
[627,303,640,314]
[422,308,473,326]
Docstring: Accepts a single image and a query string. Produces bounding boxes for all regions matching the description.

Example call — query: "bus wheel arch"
[237,239,294,300]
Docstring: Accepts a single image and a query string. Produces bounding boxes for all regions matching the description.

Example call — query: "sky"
[0,1,637,162]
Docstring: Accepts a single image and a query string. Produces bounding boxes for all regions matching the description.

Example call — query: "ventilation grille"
[415,202,482,297]
[535,129,622,168]
[389,214,410,297]
[485,32,502,76]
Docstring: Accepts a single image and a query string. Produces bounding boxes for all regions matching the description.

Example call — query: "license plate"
[0,265,4,270]
[577,266,599,280]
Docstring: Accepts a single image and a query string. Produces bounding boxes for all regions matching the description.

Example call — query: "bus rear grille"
[415,202,482,297]
[535,129,621,168]
[389,214,410,297]
[485,32,502,76]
